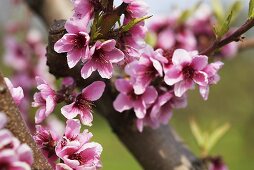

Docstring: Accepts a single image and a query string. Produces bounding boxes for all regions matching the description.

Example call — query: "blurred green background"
[1,0,254,170]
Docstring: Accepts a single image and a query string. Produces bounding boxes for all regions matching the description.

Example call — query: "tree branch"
[200,18,254,55]
[0,73,53,170]
[47,20,207,170]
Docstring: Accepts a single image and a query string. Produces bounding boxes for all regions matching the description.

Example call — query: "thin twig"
[201,18,254,55]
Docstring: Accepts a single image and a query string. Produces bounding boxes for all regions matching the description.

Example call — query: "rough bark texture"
[0,74,53,170]
[47,20,207,170]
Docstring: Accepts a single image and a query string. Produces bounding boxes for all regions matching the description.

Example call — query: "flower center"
[93,49,109,64]
[73,34,88,49]
[182,65,195,79]
[69,153,87,165]
[74,94,93,111]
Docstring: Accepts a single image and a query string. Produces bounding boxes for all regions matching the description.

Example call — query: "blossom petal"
[114,79,133,94]
[113,94,133,112]
[172,49,192,65]
[191,55,208,70]
[66,49,83,68]
[61,103,80,120]
[164,66,183,86]
[193,71,208,86]
[174,80,194,97]
[81,61,96,79]
[82,81,105,101]
[142,86,158,105]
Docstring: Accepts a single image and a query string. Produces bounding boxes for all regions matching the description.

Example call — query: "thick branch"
[201,18,254,55]
[47,20,207,170]
[0,73,52,170]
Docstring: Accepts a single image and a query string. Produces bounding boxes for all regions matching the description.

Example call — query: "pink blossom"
[123,0,149,18]
[164,49,209,97]
[125,46,167,95]
[81,40,124,79]
[61,81,105,126]
[3,36,29,71]
[0,128,33,169]
[72,0,94,20]
[113,79,158,119]
[4,77,24,105]
[54,18,90,69]
[32,77,57,124]
[199,61,224,100]
[56,119,102,170]
[220,42,238,59]
[33,125,60,165]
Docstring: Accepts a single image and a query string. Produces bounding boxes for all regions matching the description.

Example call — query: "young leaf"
[206,123,230,153]
[229,1,242,23]
[190,119,205,148]
[214,10,233,38]
[211,0,225,24]
[121,16,152,33]
[249,0,254,19]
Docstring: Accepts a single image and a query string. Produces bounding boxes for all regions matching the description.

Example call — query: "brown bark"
[0,74,53,170]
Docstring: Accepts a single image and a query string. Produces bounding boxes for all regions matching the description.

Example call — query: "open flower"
[61,81,105,126]
[81,40,124,79]
[54,18,90,69]
[72,0,94,20]
[164,49,208,97]
[125,46,167,95]
[34,125,60,166]
[32,77,57,124]
[56,119,102,170]
[113,78,158,119]
[123,0,149,18]
[4,77,24,105]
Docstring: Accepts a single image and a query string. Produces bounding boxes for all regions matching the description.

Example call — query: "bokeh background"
[1,0,254,170]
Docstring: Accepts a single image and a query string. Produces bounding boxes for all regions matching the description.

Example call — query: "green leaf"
[190,119,205,148]
[206,123,230,153]
[213,1,242,38]
[121,16,152,33]
[211,0,225,24]
[249,0,254,19]
[214,9,233,38]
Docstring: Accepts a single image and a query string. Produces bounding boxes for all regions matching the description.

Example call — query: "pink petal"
[56,163,73,170]
[191,55,208,70]
[81,61,96,79]
[97,62,113,79]
[65,17,88,33]
[133,100,146,119]
[0,112,7,129]
[150,57,163,76]
[66,49,83,68]
[164,66,183,86]
[35,107,46,124]
[54,34,76,53]
[80,110,93,126]
[82,81,105,101]
[100,39,116,52]
[65,119,81,139]
[199,85,209,101]
[113,94,133,112]
[61,103,80,120]
[157,29,175,49]
[17,144,33,165]
[174,80,194,97]
[105,49,124,63]
[142,86,158,105]
[114,79,133,94]
[136,119,144,132]
[193,71,208,86]
[172,49,192,66]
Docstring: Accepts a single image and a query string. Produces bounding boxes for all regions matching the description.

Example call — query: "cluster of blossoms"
[149,4,238,59]
[0,112,33,169]
[32,76,104,168]
[53,1,225,132]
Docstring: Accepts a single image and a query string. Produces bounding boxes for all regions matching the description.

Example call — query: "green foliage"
[213,1,241,38]
[190,119,230,157]
[121,16,152,33]
[249,0,254,19]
